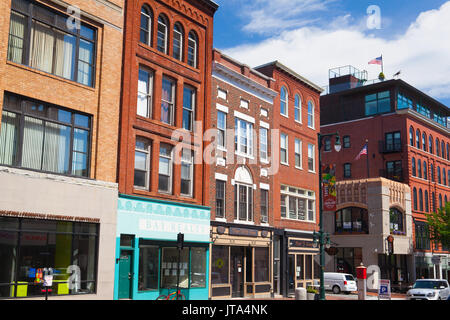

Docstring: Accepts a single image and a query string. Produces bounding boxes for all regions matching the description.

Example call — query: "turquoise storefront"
[114,194,211,300]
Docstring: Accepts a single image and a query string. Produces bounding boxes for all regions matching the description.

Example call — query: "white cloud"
[222,1,450,102]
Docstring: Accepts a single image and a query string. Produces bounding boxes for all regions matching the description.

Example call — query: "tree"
[426,202,450,249]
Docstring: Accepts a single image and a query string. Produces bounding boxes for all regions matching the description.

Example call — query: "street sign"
[378,279,391,300]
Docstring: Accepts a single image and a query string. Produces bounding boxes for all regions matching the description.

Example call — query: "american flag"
[368,56,383,65]
[355,143,368,160]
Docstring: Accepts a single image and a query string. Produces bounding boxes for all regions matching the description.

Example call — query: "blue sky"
[213,0,450,107]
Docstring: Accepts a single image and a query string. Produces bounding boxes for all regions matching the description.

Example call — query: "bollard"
[356,263,367,300]
[295,287,307,300]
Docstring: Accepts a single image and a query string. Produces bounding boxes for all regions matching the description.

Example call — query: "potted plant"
[378,72,385,81]
[306,286,319,300]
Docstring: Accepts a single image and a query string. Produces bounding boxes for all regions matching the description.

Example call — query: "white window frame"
[294,94,302,123]
[280,133,288,165]
[235,118,254,158]
[218,88,227,100]
[308,143,315,172]
[280,86,288,117]
[280,185,316,222]
[157,15,168,54]
[137,67,153,118]
[180,148,194,197]
[307,100,315,129]
[182,85,195,131]
[215,179,226,219]
[140,6,152,45]
[158,143,173,194]
[134,138,151,189]
[260,127,268,162]
[235,183,253,223]
[173,23,183,61]
[217,110,227,150]
[240,99,249,109]
[161,77,175,125]
[187,31,197,68]
[295,138,302,169]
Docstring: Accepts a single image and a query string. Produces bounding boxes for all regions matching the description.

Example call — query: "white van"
[324,272,357,294]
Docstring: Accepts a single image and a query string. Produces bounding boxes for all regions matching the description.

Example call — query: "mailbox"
[356,265,367,280]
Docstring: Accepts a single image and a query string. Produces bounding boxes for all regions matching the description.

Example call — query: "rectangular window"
[343,136,350,148]
[138,245,159,291]
[180,148,193,197]
[8,0,96,87]
[0,93,91,177]
[217,89,227,100]
[235,184,253,222]
[415,222,430,250]
[234,118,253,157]
[0,217,98,298]
[385,131,401,152]
[397,93,413,110]
[281,185,315,222]
[344,163,351,178]
[295,139,302,169]
[240,99,249,109]
[308,144,315,172]
[161,77,175,125]
[217,111,226,148]
[137,67,153,118]
[211,245,229,284]
[215,180,225,218]
[260,189,268,223]
[280,133,288,164]
[182,86,195,131]
[134,138,150,189]
[386,160,403,181]
[158,143,173,193]
[365,91,390,115]
[260,128,268,161]
[324,137,331,152]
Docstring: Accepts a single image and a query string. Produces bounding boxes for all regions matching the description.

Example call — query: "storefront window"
[138,245,159,291]
[160,247,189,289]
[190,247,206,288]
[254,247,269,282]
[305,255,313,280]
[0,217,98,298]
[296,255,304,280]
[211,245,229,285]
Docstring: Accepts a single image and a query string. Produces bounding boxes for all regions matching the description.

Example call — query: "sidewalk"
[326,291,406,300]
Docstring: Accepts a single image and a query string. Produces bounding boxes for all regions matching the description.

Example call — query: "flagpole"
[366,139,370,178]
[381,54,384,74]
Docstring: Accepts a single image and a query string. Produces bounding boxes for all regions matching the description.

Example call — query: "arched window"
[173,23,183,61]
[424,190,429,212]
[443,168,447,186]
[439,194,443,209]
[448,169,450,186]
[157,15,169,54]
[417,160,422,178]
[441,141,445,159]
[423,160,427,180]
[234,167,253,222]
[447,143,450,160]
[187,31,198,68]
[140,5,152,45]
[411,157,416,176]
[437,166,441,184]
[307,100,315,128]
[412,188,418,211]
[422,133,427,152]
[430,164,434,181]
[445,195,448,205]
[416,129,420,149]
[436,138,440,157]
[390,208,404,233]
[294,94,301,122]
[432,192,436,212]
[419,189,424,211]
[429,135,433,154]
[280,87,288,116]
[409,127,414,146]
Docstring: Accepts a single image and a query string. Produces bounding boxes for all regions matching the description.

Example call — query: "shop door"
[288,255,295,295]
[231,247,244,298]
[118,250,133,299]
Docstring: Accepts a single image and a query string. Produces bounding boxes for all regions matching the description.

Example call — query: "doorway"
[288,255,295,296]
[118,250,133,299]
[230,247,244,297]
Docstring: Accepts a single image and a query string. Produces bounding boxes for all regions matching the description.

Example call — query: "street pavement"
[325,291,406,300]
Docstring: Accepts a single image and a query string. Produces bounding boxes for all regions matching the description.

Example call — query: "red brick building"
[321,66,450,284]
[209,49,277,299]
[256,61,324,297]
[115,0,218,300]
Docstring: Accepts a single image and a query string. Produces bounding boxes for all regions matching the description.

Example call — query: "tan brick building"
[0,0,124,299]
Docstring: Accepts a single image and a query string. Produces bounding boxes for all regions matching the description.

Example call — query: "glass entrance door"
[288,255,295,296]
[230,247,244,297]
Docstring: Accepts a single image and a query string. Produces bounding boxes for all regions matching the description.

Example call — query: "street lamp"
[317,132,341,300]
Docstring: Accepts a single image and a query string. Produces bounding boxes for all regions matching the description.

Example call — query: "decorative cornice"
[0,210,100,223]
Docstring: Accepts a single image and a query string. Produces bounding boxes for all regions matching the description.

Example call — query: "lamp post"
[314,132,341,300]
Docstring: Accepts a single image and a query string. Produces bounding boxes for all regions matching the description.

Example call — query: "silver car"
[406,279,450,300]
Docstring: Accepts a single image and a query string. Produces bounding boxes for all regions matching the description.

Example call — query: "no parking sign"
[378,279,391,300]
